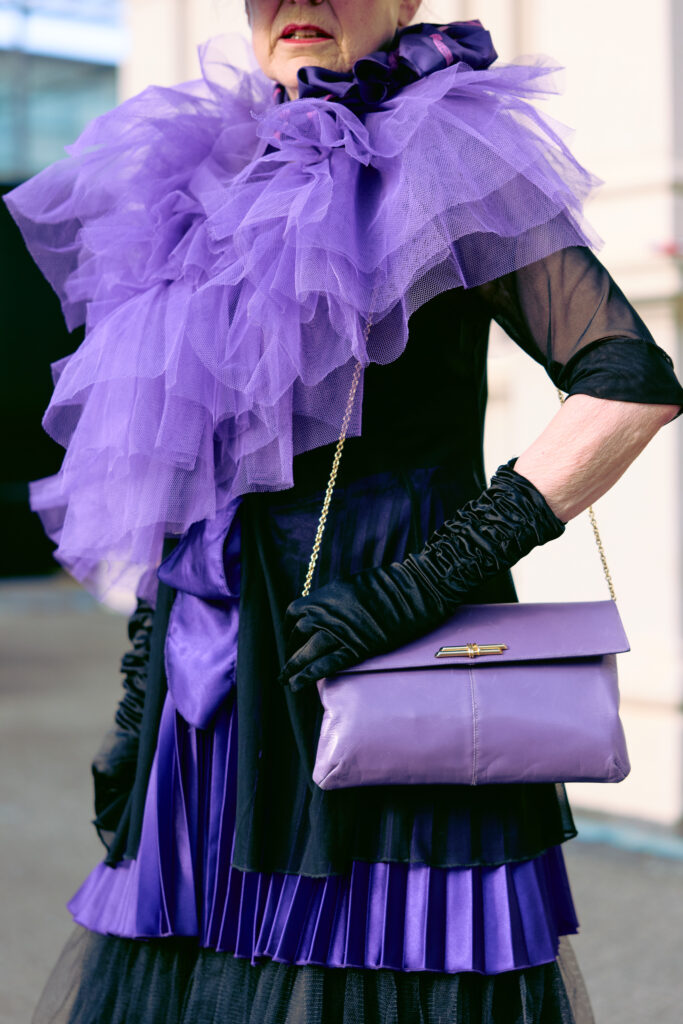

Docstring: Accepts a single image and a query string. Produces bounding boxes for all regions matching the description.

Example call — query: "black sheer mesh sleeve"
[475,246,683,408]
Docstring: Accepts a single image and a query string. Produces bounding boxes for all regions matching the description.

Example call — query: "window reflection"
[0,0,124,180]
[0,51,116,178]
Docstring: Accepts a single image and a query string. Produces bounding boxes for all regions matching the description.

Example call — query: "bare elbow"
[652,402,681,427]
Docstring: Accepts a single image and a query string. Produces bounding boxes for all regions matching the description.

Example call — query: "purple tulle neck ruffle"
[274,21,497,110]
[4,24,601,600]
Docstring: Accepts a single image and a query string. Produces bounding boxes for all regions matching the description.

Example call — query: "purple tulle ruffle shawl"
[4,21,601,599]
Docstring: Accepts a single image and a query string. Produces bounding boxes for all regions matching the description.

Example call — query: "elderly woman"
[7,2,683,1023]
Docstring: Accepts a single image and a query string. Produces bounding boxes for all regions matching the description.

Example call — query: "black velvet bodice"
[113,247,682,873]
[228,247,682,876]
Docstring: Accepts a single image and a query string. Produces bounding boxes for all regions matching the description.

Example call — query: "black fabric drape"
[33,927,594,1024]
[92,599,154,849]
[104,545,177,866]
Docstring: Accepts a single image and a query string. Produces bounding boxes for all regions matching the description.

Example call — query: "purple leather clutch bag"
[313,600,631,789]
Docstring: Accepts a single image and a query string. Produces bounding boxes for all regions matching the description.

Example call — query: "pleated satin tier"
[69,693,579,975]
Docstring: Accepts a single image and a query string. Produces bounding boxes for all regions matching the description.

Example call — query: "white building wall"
[121,0,683,826]
[120,0,247,96]
[468,0,683,825]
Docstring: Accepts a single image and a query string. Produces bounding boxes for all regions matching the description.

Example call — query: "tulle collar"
[5,20,600,601]
[272,21,497,111]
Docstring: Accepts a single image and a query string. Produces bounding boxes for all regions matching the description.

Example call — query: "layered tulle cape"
[4,24,600,598]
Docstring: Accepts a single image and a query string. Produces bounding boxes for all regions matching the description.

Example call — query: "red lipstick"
[279,24,333,43]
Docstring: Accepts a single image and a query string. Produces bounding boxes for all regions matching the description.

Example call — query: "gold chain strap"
[301,364,617,601]
[556,389,616,601]
[301,359,364,597]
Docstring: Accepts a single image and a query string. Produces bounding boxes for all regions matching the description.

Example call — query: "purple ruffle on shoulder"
[69,692,578,974]
[4,22,601,600]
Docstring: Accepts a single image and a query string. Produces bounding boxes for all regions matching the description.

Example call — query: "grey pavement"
[1,574,682,1024]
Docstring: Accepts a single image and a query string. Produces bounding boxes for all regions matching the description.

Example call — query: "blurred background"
[0,0,124,574]
[1,2,682,1020]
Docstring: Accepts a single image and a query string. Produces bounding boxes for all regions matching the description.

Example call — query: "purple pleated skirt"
[69,691,579,975]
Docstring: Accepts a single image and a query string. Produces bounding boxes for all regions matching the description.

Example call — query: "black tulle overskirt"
[33,927,594,1024]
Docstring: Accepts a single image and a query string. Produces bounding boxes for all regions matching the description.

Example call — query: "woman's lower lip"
[279,38,334,45]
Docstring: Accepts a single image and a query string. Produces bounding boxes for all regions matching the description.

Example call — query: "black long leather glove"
[279,461,565,692]
[91,599,153,846]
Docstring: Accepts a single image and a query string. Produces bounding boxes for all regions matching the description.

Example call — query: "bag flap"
[338,601,630,674]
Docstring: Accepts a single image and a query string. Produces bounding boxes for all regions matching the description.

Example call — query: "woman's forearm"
[282,394,679,688]
[514,394,680,523]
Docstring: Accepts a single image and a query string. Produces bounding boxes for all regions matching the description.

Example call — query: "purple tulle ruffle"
[69,693,578,974]
[4,23,601,599]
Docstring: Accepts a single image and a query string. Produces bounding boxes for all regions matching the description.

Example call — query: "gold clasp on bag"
[435,643,508,659]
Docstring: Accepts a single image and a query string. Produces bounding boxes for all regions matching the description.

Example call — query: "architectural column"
[120,0,248,99]
[485,0,683,825]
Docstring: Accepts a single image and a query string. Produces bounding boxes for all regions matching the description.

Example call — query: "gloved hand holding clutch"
[279,461,565,692]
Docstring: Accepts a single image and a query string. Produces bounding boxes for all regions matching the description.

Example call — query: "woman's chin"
[275,46,350,90]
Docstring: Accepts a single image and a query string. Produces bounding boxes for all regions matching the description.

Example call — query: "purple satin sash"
[158,502,241,727]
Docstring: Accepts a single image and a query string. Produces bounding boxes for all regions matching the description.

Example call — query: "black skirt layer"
[33,928,594,1024]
